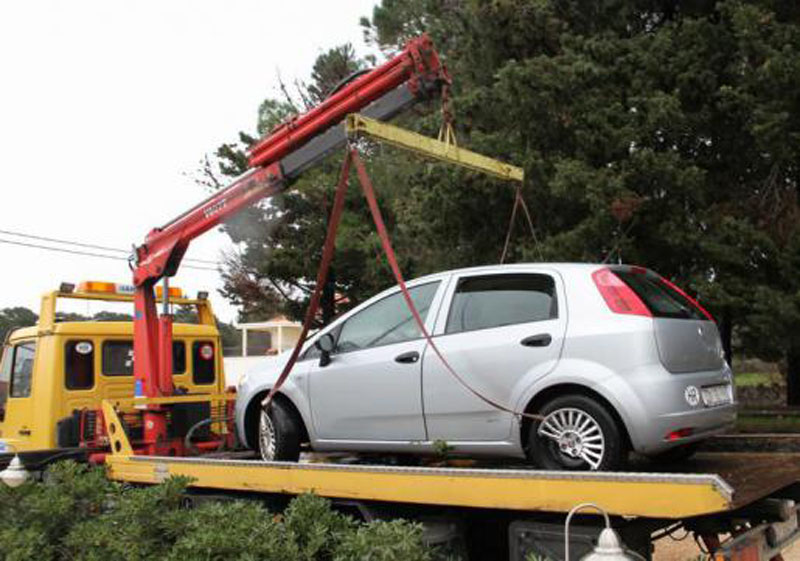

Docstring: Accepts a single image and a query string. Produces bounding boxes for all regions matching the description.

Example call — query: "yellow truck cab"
[0,282,226,457]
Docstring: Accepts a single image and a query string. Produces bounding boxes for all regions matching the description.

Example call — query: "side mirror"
[315,334,335,367]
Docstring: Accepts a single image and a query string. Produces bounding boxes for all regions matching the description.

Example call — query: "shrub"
[0,461,436,561]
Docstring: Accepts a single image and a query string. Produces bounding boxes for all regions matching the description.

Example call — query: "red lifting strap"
[263,147,543,423]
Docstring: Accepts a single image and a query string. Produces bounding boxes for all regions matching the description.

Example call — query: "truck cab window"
[192,341,215,385]
[10,342,36,397]
[0,346,12,417]
[102,340,187,376]
[65,340,94,390]
[102,341,134,376]
[173,341,187,374]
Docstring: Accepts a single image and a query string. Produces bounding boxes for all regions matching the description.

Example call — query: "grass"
[734,371,781,387]
[736,414,800,433]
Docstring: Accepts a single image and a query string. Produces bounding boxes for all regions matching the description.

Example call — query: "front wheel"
[258,399,302,462]
[527,394,626,471]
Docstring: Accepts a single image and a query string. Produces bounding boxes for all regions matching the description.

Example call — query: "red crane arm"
[131,35,449,449]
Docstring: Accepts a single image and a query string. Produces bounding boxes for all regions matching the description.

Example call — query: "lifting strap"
[500,184,542,264]
[263,147,543,423]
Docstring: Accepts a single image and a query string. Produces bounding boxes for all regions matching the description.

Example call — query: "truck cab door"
[0,341,37,452]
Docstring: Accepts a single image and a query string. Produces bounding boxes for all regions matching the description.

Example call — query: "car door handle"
[395,351,420,364]
[520,334,552,347]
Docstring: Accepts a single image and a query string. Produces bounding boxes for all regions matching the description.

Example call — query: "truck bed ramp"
[105,452,800,519]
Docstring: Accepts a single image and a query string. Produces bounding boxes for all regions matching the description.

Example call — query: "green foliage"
[335,520,430,561]
[0,462,434,561]
[212,42,389,325]
[0,307,37,342]
[208,1,800,395]
[0,461,116,561]
[432,439,454,459]
[282,492,358,560]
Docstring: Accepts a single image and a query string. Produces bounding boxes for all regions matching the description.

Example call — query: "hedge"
[0,461,436,561]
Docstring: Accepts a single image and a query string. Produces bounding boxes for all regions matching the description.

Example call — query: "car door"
[422,269,567,441]
[308,280,444,441]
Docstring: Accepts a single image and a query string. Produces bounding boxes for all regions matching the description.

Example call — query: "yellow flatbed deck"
[104,452,800,520]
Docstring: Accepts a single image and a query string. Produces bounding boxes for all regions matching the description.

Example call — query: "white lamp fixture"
[565,503,642,561]
[0,445,30,488]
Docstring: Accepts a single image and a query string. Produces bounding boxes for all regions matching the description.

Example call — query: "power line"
[0,238,219,272]
[0,228,220,266]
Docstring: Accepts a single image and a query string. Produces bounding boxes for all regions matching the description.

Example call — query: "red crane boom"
[131,35,449,453]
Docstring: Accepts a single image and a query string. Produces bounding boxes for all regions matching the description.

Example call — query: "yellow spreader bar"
[345,114,524,183]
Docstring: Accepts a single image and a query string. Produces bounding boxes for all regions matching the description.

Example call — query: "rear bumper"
[643,403,737,455]
[623,364,737,455]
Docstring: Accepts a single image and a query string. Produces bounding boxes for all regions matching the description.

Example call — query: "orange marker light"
[77,281,117,294]
[155,286,184,299]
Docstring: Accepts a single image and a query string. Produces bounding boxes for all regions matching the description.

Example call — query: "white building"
[223,316,302,386]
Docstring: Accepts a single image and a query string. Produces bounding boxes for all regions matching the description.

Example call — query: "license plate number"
[702,384,732,407]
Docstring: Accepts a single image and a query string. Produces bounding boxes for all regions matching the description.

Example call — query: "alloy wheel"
[537,407,605,470]
[259,408,277,461]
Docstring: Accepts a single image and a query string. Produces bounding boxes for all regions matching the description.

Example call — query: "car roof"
[408,262,607,284]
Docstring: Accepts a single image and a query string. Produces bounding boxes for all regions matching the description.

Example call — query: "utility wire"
[0,228,219,266]
[0,238,219,272]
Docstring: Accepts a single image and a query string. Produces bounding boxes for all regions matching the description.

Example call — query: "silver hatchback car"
[235,263,736,471]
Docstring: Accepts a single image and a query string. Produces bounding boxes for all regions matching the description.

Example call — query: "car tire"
[647,443,698,465]
[258,398,302,462]
[527,394,626,471]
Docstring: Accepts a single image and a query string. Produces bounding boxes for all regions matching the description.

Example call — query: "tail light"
[666,428,694,441]
[592,268,652,317]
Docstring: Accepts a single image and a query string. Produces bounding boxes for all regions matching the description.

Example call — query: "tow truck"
[3,34,800,561]
[0,281,231,467]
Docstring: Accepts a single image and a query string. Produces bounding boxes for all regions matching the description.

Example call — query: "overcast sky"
[0,0,378,323]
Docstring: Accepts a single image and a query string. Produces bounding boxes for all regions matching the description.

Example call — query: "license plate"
[0,441,7,453]
[702,384,733,407]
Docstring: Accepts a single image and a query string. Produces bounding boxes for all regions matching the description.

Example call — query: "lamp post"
[0,444,30,488]
[565,503,643,561]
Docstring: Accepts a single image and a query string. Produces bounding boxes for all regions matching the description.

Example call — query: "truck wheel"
[528,394,625,471]
[258,399,301,462]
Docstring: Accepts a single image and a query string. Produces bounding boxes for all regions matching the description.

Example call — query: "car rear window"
[613,269,707,320]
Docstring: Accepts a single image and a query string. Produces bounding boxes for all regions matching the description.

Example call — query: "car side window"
[302,325,342,361]
[336,282,440,353]
[445,274,557,335]
[9,342,36,398]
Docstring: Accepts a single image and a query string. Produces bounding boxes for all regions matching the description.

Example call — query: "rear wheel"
[528,394,626,471]
[258,399,302,462]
